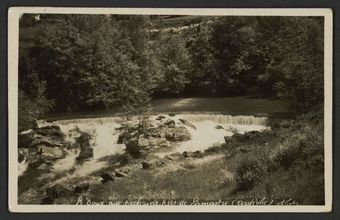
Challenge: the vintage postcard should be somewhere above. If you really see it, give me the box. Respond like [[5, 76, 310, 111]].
[[8, 7, 332, 212]]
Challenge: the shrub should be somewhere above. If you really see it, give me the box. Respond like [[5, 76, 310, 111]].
[[235, 158, 263, 191]]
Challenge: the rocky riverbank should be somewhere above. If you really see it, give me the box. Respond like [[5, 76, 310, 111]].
[[18, 114, 272, 204]]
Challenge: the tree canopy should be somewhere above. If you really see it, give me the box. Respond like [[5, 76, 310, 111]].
[[18, 14, 324, 130]]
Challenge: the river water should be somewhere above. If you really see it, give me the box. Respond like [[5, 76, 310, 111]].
[[18, 114, 268, 178]]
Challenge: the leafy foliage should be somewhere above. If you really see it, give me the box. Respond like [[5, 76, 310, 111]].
[[19, 15, 324, 128]]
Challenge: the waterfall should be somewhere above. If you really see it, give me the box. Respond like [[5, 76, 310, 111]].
[[175, 114, 267, 126]]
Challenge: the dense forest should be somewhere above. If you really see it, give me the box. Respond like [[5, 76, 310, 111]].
[[19, 14, 324, 131]]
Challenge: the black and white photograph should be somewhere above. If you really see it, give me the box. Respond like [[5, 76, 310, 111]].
[[8, 7, 332, 212]]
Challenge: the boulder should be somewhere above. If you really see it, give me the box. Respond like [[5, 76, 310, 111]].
[[179, 119, 196, 129], [18, 148, 29, 162], [125, 138, 146, 158], [164, 127, 191, 142], [117, 130, 135, 144], [117, 167, 132, 174], [215, 125, 224, 129], [243, 131, 262, 139], [46, 183, 73, 200], [76, 147, 93, 163], [182, 151, 194, 158], [141, 159, 161, 169], [18, 133, 34, 148], [35, 125, 65, 139], [192, 150, 203, 158], [156, 115, 166, 121], [114, 170, 128, 177], [232, 133, 248, 142], [164, 119, 176, 128], [19, 125, 65, 149], [100, 173, 115, 183], [74, 182, 90, 194], [36, 145, 66, 160], [125, 137, 170, 157]]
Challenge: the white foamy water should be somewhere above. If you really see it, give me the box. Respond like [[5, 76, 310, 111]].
[[36, 117, 125, 178], [18, 159, 29, 176], [31, 114, 268, 177], [154, 114, 268, 157]]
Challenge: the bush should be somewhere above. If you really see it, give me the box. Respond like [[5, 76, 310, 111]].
[[235, 158, 263, 191], [268, 123, 323, 171]]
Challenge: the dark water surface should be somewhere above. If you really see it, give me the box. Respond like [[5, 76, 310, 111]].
[[42, 97, 292, 121]]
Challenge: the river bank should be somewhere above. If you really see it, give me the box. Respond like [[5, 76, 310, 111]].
[[17, 109, 324, 205]]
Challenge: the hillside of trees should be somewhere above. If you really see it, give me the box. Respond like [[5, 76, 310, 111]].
[[18, 14, 324, 131]]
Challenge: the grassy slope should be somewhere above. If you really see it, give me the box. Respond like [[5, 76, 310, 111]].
[[56, 114, 324, 205]]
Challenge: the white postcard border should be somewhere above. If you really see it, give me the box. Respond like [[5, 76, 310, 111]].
[[8, 7, 333, 213]]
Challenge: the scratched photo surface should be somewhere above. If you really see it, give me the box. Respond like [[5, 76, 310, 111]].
[[14, 11, 329, 209]]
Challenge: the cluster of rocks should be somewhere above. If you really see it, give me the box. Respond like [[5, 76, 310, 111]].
[[18, 126, 68, 170], [118, 116, 192, 158], [18, 125, 94, 174], [100, 167, 132, 183]]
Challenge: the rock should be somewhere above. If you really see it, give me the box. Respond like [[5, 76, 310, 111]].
[[18, 148, 29, 162], [117, 130, 135, 144], [76, 132, 93, 163], [168, 113, 176, 117], [125, 139, 145, 158], [164, 119, 176, 128], [179, 119, 196, 129], [147, 128, 162, 138], [35, 125, 65, 140], [156, 115, 166, 121], [76, 147, 93, 163], [117, 167, 132, 174], [165, 154, 179, 161], [29, 138, 64, 148], [125, 137, 170, 157], [114, 170, 128, 177], [18, 133, 34, 148], [232, 133, 248, 142], [74, 182, 90, 193], [215, 125, 224, 129], [243, 131, 262, 139], [192, 150, 203, 158], [36, 145, 66, 160], [46, 183, 73, 200], [141, 159, 161, 169], [100, 173, 115, 183], [164, 126, 191, 142], [19, 125, 65, 149], [224, 136, 233, 143], [182, 151, 193, 158]]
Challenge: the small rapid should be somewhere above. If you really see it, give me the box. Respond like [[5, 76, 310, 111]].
[[24, 114, 268, 179]]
